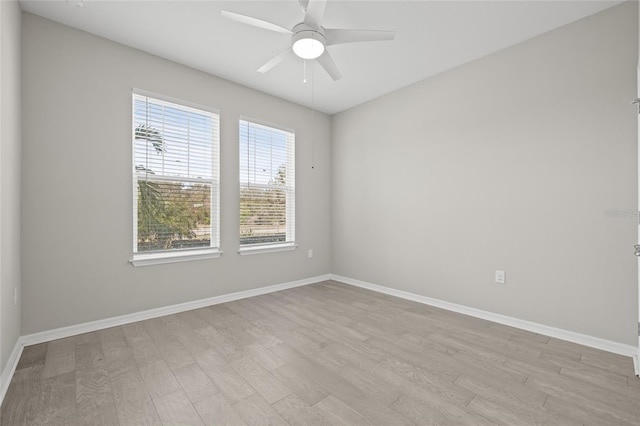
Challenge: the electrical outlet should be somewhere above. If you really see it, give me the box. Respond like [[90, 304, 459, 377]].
[[495, 270, 505, 284], [308, 249, 313, 258], [14, 287, 18, 305]]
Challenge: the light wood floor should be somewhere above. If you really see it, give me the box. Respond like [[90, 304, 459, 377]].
[[1, 280, 639, 425]]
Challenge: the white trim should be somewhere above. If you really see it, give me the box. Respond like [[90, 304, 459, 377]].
[[331, 274, 639, 358], [239, 243, 297, 256], [133, 88, 220, 116], [19, 274, 331, 347], [3, 271, 636, 410], [0, 340, 23, 406], [239, 115, 295, 135], [130, 248, 222, 267], [633, 352, 639, 377], [0, 273, 329, 408]]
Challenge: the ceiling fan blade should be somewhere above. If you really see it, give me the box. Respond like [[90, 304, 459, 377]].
[[299, 0, 309, 12], [258, 49, 294, 74], [221, 10, 292, 34], [316, 50, 342, 81], [303, 0, 327, 29], [325, 29, 395, 46]]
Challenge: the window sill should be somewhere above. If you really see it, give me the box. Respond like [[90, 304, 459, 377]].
[[130, 248, 222, 267], [238, 243, 297, 256]]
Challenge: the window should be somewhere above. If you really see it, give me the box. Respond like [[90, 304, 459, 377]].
[[131, 92, 220, 266], [239, 119, 295, 254]]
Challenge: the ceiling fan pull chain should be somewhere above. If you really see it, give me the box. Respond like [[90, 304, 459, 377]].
[[303, 60, 307, 84], [311, 63, 315, 169]]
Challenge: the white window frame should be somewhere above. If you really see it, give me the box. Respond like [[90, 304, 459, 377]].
[[238, 118, 296, 255], [130, 90, 221, 266]]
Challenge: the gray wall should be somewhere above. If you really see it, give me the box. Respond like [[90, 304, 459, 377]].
[[332, 2, 638, 345], [1, 0, 22, 371], [21, 13, 331, 335]]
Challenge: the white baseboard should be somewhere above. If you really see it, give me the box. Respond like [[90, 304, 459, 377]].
[[633, 353, 639, 377], [0, 340, 23, 406], [0, 274, 330, 408], [3, 271, 637, 408], [331, 274, 639, 359], [20, 274, 332, 347]]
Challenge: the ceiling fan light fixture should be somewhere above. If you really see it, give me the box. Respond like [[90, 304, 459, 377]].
[[292, 30, 325, 59]]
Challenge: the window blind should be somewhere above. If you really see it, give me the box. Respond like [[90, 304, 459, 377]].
[[133, 93, 219, 254], [239, 119, 295, 247]]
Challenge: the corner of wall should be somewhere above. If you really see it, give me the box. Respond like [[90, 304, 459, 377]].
[[0, 0, 22, 381]]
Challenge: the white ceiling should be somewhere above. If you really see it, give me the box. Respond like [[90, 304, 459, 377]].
[[19, 0, 622, 114]]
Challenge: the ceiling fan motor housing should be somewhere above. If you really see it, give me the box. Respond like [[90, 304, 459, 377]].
[[291, 23, 326, 59]]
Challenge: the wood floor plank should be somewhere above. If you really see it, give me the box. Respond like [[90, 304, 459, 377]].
[[138, 359, 181, 400], [32, 371, 78, 426], [390, 393, 488, 426], [173, 362, 219, 404], [226, 350, 291, 404], [272, 393, 333, 426], [1, 365, 44, 426], [452, 349, 529, 385], [503, 353, 561, 377], [166, 316, 213, 356], [314, 395, 371, 426], [526, 369, 640, 425], [400, 332, 458, 356], [270, 363, 329, 406], [353, 322, 424, 354], [559, 358, 630, 394], [508, 330, 550, 345], [337, 363, 402, 407], [543, 394, 637, 426], [176, 309, 211, 331], [628, 375, 640, 391], [194, 393, 247, 425], [427, 332, 509, 365], [122, 322, 163, 367], [153, 389, 204, 426], [196, 326, 243, 358], [539, 348, 583, 367], [445, 326, 542, 362], [208, 323, 256, 351], [98, 326, 128, 351], [368, 336, 461, 383], [270, 342, 414, 425], [123, 320, 183, 400], [16, 343, 47, 371], [228, 297, 293, 331], [41, 337, 76, 379], [274, 291, 370, 342], [233, 393, 289, 426], [322, 342, 405, 390], [454, 372, 547, 411], [143, 317, 195, 370], [508, 333, 582, 367], [275, 327, 345, 371], [194, 349, 255, 403], [325, 334, 475, 408], [197, 304, 255, 331], [546, 336, 626, 362], [468, 395, 581, 426], [100, 329, 161, 426], [75, 333, 119, 425], [243, 342, 286, 371], [580, 351, 636, 377]]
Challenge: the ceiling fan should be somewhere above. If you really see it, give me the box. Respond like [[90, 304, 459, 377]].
[[221, 0, 395, 81]]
